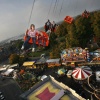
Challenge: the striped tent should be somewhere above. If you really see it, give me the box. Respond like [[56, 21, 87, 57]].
[[72, 66, 92, 80]]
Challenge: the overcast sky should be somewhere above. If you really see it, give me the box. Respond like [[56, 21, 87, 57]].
[[0, 0, 100, 42]]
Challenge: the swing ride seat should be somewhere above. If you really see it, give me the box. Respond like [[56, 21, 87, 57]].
[[64, 16, 73, 24], [23, 31, 49, 47], [82, 11, 90, 18]]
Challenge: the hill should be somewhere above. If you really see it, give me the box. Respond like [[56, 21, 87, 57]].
[[48, 10, 100, 59], [0, 10, 100, 65]]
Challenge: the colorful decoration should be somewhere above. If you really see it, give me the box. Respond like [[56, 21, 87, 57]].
[[57, 68, 66, 76]]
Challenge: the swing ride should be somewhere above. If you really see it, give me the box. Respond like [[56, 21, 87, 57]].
[[22, 0, 91, 52]]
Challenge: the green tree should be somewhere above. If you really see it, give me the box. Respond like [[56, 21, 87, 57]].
[[49, 32, 57, 48], [90, 11, 100, 42], [16, 40, 23, 50], [55, 22, 68, 37], [9, 53, 19, 64], [50, 45, 60, 59], [75, 16, 93, 48], [65, 22, 79, 48], [51, 10, 100, 52]]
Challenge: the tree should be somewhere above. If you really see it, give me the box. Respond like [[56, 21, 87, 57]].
[[16, 40, 23, 50], [90, 11, 100, 43], [49, 32, 57, 48], [49, 10, 100, 59], [75, 15, 93, 48], [55, 22, 68, 37], [9, 53, 19, 64], [50, 45, 60, 59], [65, 22, 79, 48]]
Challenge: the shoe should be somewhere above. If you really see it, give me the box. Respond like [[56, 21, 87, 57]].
[[32, 48, 35, 52], [43, 47, 45, 49], [21, 45, 24, 50]]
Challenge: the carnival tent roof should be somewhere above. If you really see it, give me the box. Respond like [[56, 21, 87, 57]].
[[46, 58, 60, 63], [23, 61, 35, 66], [57, 68, 66, 76], [72, 66, 92, 80], [35, 57, 46, 64], [41, 75, 48, 81], [1, 69, 14, 76]]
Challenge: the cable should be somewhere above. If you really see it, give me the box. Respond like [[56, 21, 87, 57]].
[[58, 0, 64, 21], [54, 0, 59, 15], [28, 0, 36, 27], [87, 74, 100, 99], [47, 0, 53, 19], [87, 75, 95, 90], [94, 91, 100, 100], [74, 0, 78, 16], [53, 0, 58, 14], [82, 85, 94, 94]]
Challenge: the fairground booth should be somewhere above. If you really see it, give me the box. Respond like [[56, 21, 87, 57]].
[[20, 76, 85, 100], [61, 47, 90, 67], [46, 58, 61, 68]]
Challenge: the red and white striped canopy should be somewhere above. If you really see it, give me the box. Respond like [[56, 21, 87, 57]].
[[72, 66, 92, 80]]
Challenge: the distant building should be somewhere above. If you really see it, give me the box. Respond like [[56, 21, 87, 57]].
[[23, 61, 36, 69], [61, 47, 86, 66], [35, 57, 47, 65], [46, 58, 61, 67], [0, 77, 22, 100], [20, 76, 85, 100]]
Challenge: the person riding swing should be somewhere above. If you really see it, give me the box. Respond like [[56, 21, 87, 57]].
[[21, 24, 42, 52]]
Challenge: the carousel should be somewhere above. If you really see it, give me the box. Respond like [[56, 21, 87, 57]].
[[72, 66, 100, 99], [72, 66, 92, 80], [61, 47, 87, 66]]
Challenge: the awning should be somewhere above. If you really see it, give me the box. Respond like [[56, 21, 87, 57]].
[[23, 61, 35, 66], [46, 58, 60, 63], [1, 69, 14, 76], [72, 66, 92, 80]]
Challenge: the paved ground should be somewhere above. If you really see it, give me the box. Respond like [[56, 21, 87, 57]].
[[0, 59, 9, 66]]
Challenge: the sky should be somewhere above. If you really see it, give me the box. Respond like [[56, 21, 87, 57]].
[[0, 0, 100, 42]]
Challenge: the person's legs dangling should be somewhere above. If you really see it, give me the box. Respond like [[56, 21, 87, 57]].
[[21, 36, 31, 50], [32, 37, 36, 52]]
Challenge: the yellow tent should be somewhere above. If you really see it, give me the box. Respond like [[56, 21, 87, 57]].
[[23, 61, 35, 68]]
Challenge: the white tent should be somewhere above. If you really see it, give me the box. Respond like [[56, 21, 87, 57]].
[[1, 69, 14, 76]]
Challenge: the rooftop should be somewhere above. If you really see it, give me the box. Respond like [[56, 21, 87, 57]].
[[20, 76, 85, 100]]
